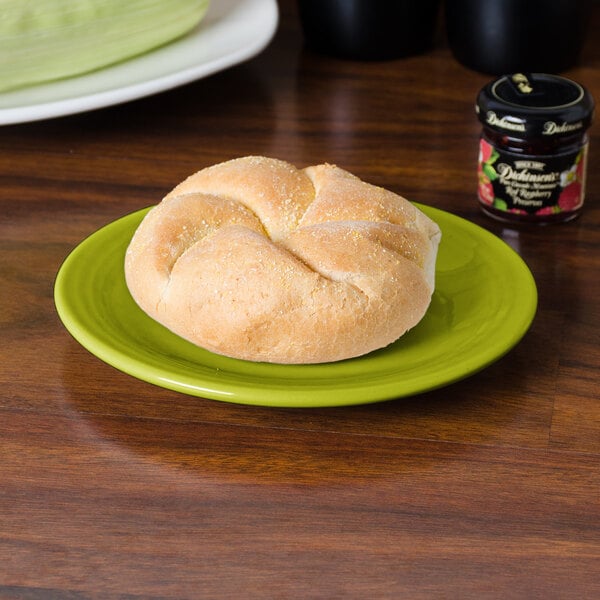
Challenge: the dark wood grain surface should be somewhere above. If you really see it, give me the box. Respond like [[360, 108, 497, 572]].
[[1, 1, 599, 597]]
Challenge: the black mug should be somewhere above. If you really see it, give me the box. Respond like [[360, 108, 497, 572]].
[[297, 0, 441, 61], [446, 0, 592, 74]]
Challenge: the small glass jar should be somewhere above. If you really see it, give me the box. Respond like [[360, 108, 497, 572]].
[[476, 73, 594, 224]]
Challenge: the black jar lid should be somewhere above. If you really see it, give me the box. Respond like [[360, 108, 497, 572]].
[[476, 73, 594, 138]]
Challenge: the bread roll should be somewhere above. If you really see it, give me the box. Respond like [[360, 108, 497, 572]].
[[125, 156, 441, 364]]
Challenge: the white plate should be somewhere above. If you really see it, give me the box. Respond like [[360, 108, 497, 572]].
[[0, 0, 278, 125]]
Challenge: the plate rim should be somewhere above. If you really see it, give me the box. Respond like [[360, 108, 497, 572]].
[[54, 204, 538, 408]]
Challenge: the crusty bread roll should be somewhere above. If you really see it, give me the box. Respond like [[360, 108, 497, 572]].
[[125, 156, 441, 364]]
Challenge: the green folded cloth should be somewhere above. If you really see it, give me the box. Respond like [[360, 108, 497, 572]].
[[0, 0, 210, 91]]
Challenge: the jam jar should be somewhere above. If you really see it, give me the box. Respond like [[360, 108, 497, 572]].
[[476, 73, 594, 224]]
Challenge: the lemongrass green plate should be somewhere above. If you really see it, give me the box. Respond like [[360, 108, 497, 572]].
[[54, 205, 537, 407]]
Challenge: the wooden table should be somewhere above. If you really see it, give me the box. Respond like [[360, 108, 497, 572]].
[[2, 1, 599, 597]]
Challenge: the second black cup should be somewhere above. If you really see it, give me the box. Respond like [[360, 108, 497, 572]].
[[446, 0, 592, 74]]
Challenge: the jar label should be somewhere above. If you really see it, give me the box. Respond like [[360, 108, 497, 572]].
[[477, 137, 587, 216]]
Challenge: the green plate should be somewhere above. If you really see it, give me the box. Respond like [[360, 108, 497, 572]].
[[54, 205, 537, 408]]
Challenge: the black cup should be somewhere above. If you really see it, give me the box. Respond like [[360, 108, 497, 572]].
[[297, 0, 441, 61], [446, 0, 592, 74]]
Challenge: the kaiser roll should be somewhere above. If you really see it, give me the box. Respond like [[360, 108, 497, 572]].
[[125, 156, 441, 364]]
